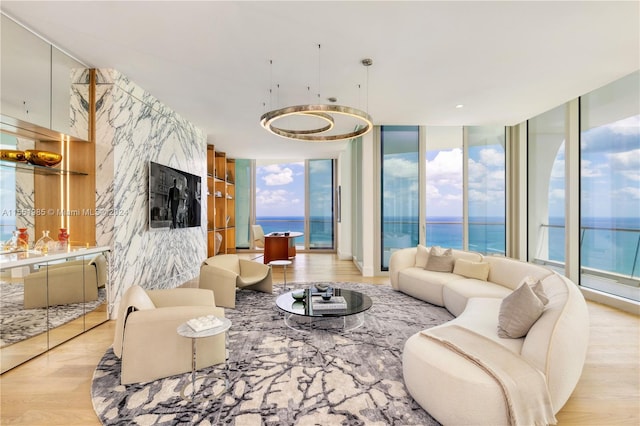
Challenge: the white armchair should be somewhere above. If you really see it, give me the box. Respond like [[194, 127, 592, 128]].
[[251, 224, 265, 249], [199, 254, 272, 308], [113, 285, 226, 385]]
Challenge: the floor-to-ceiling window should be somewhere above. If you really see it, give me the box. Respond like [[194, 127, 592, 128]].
[[255, 160, 305, 247], [381, 126, 419, 270], [527, 105, 566, 273], [425, 127, 463, 249], [308, 159, 334, 249], [466, 126, 506, 255], [580, 71, 640, 301], [243, 159, 336, 251]]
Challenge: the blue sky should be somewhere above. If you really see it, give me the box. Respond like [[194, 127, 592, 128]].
[[255, 160, 334, 218], [548, 115, 640, 219], [255, 161, 305, 217]]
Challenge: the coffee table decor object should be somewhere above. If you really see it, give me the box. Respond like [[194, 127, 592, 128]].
[[291, 290, 305, 301]]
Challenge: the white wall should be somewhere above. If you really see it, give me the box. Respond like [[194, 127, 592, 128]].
[[95, 69, 207, 318]]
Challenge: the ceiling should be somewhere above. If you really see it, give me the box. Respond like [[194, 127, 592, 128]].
[[1, 1, 638, 159]]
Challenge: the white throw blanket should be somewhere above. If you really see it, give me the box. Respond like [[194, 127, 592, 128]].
[[421, 325, 557, 426]]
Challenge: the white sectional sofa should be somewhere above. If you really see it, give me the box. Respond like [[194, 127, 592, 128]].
[[390, 245, 589, 425]]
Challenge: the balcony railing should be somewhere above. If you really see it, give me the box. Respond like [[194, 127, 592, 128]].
[[537, 223, 640, 282]]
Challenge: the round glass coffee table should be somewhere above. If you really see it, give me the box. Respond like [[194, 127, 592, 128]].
[[275, 286, 373, 331]]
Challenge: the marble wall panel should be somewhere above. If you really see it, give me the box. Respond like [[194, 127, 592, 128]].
[[95, 69, 207, 318]]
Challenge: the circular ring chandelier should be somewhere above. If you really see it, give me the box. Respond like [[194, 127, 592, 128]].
[[260, 104, 373, 142]]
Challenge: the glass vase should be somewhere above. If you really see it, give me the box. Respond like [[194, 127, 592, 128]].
[[34, 230, 54, 254], [3, 231, 19, 252], [58, 228, 69, 250], [17, 228, 29, 247]]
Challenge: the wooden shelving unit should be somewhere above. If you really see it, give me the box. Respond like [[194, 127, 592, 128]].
[[206, 145, 235, 257]]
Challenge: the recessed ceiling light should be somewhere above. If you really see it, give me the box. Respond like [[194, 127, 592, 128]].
[[455, 104, 464, 109]]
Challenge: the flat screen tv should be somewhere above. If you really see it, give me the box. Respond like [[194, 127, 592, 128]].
[[149, 161, 201, 229]]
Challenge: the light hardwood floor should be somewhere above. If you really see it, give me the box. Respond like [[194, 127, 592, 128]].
[[1, 253, 638, 425]]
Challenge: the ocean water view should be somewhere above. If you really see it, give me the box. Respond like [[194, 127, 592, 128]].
[[385, 216, 640, 279], [256, 216, 333, 248], [258, 214, 640, 278]]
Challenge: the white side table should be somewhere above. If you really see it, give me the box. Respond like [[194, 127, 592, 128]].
[[176, 317, 232, 401], [269, 259, 293, 290]]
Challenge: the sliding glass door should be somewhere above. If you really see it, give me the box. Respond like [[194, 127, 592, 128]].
[[238, 159, 336, 251], [308, 159, 334, 249], [381, 126, 420, 269], [425, 127, 463, 249], [579, 72, 640, 301], [527, 105, 566, 273], [466, 126, 506, 255]]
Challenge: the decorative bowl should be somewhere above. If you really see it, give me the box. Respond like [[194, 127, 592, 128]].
[[321, 293, 332, 301], [291, 290, 305, 301], [315, 283, 330, 291], [0, 149, 27, 162], [24, 150, 63, 167], [292, 301, 305, 310]]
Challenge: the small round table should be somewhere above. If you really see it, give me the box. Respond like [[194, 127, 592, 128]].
[[269, 259, 292, 290], [176, 317, 232, 401]]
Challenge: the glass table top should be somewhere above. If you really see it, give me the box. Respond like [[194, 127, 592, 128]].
[[275, 286, 373, 318]]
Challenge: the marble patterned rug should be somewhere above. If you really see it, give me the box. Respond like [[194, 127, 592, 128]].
[[91, 282, 453, 425], [0, 282, 106, 347]]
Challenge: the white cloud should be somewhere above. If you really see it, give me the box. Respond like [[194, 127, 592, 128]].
[[605, 115, 640, 136], [468, 189, 489, 202], [384, 157, 418, 179], [427, 149, 462, 177], [551, 158, 565, 180], [479, 148, 505, 167], [581, 159, 604, 178], [262, 167, 294, 186], [607, 148, 640, 169], [621, 170, 640, 181], [256, 189, 290, 205], [614, 186, 640, 199], [549, 188, 565, 200]]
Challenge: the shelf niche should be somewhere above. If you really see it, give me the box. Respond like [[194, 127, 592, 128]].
[[206, 145, 235, 257]]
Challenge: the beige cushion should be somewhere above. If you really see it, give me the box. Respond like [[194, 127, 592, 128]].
[[498, 282, 545, 338], [425, 247, 454, 272], [415, 244, 429, 268], [453, 258, 490, 281], [519, 276, 549, 305]]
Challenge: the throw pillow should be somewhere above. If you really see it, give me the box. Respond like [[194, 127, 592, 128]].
[[453, 258, 490, 281], [519, 276, 549, 305], [497, 282, 545, 338], [415, 244, 429, 268], [425, 247, 454, 272]]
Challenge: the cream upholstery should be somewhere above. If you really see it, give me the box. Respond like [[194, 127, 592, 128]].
[[390, 247, 589, 425], [113, 285, 226, 385], [199, 254, 272, 308], [23, 253, 107, 308], [251, 225, 265, 249]]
